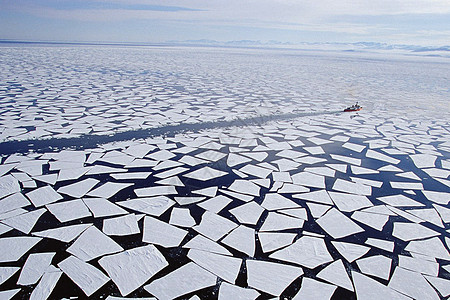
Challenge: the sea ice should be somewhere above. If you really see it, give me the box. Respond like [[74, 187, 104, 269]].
[[87, 182, 132, 199], [134, 185, 177, 197], [143, 216, 187, 247], [103, 214, 140, 236], [25, 185, 62, 207], [197, 195, 232, 213], [17, 252, 55, 285], [229, 201, 264, 225], [183, 234, 231, 256], [188, 249, 242, 283], [391, 222, 439, 241], [388, 267, 439, 300], [2, 208, 46, 234], [193, 211, 237, 241], [218, 282, 259, 300], [377, 194, 424, 207], [260, 212, 304, 231], [292, 277, 336, 300], [29, 270, 62, 300], [365, 238, 394, 252], [57, 178, 99, 198], [0, 175, 21, 199], [398, 255, 438, 276], [117, 196, 175, 216], [352, 271, 410, 300], [258, 232, 296, 253], [261, 193, 300, 210], [169, 207, 196, 227], [405, 237, 450, 260], [356, 255, 392, 280], [331, 241, 370, 263], [183, 166, 228, 181], [83, 197, 128, 217], [332, 179, 372, 196], [351, 210, 389, 231], [316, 208, 364, 239], [291, 172, 325, 188], [328, 191, 373, 212], [32, 223, 91, 243], [46, 199, 91, 223], [222, 225, 255, 256], [317, 259, 353, 291]]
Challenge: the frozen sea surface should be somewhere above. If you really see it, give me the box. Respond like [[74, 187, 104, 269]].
[[0, 44, 449, 299]]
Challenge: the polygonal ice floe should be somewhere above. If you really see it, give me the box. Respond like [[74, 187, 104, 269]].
[[279, 208, 307, 220], [316, 208, 364, 239], [25, 185, 62, 207], [183, 166, 228, 181], [246, 259, 303, 296], [330, 154, 361, 166], [83, 198, 128, 218], [0, 175, 21, 199], [227, 153, 251, 167], [87, 182, 133, 199], [261, 193, 300, 211], [29, 270, 62, 300], [317, 259, 353, 291], [228, 179, 261, 196], [328, 191, 373, 212], [291, 172, 325, 188], [392, 222, 439, 241], [144, 262, 216, 300], [0, 193, 30, 214], [377, 194, 424, 207], [2, 208, 46, 234], [134, 185, 177, 197], [193, 211, 237, 241], [98, 245, 168, 296], [422, 190, 450, 205], [102, 214, 140, 236], [218, 281, 259, 300], [183, 234, 231, 256], [169, 207, 196, 227], [0, 267, 20, 285], [229, 201, 264, 225], [67, 226, 123, 261], [292, 277, 336, 300], [188, 249, 242, 284], [406, 208, 444, 228], [175, 196, 206, 205], [405, 237, 450, 260], [352, 271, 410, 300], [332, 179, 372, 196], [46, 199, 91, 223], [423, 275, 450, 297], [351, 210, 389, 231], [331, 241, 370, 263], [197, 195, 232, 214], [221, 225, 255, 257], [258, 232, 296, 253], [17, 252, 55, 285], [192, 186, 217, 197], [409, 153, 436, 169], [356, 255, 392, 280], [32, 224, 91, 243], [433, 204, 450, 223], [0, 288, 20, 299], [154, 167, 189, 179], [390, 181, 424, 190], [57, 178, 99, 198], [116, 196, 175, 216], [270, 235, 333, 269], [0, 236, 41, 263], [110, 172, 152, 180], [58, 255, 110, 297], [260, 212, 304, 231], [365, 238, 394, 252], [293, 189, 333, 205], [398, 255, 438, 276], [143, 216, 187, 247], [388, 267, 439, 300]]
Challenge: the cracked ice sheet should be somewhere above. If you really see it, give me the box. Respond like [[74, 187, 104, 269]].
[[328, 191, 373, 212], [377, 194, 424, 207], [317, 208, 364, 239], [0, 193, 30, 214], [32, 223, 91, 243], [46, 199, 91, 223], [0, 175, 20, 199], [25, 185, 62, 207], [193, 211, 237, 241], [58, 255, 110, 297], [183, 166, 228, 181], [260, 211, 304, 231], [87, 182, 133, 199], [134, 185, 177, 197], [29, 270, 62, 300], [292, 278, 336, 300], [57, 178, 99, 198], [405, 237, 450, 260], [317, 259, 353, 291], [246, 259, 303, 296], [388, 267, 439, 300], [331, 241, 370, 263], [229, 201, 264, 225], [98, 245, 168, 296], [218, 282, 259, 300], [332, 179, 372, 196], [261, 193, 300, 210], [270, 235, 333, 268], [356, 255, 392, 280], [183, 235, 231, 256], [2, 208, 46, 234], [258, 232, 296, 253], [83, 198, 128, 218], [392, 222, 439, 241], [67, 226, 123, 261], [398, 255, 438, 276], [17, 252, 55, 285], [0, 236, 41, 263], [169, 207, 196, 227], [143, 216, 187, 247], [352, 271, 410, 300], [116, 196, 175, 216], [197, 195, 232, 214], [144, 262, 216, 300], [222, 225, 255, 257], [188, 249, 242, 284], [0, 267, 20, 285], [103, 214, 140, 236]]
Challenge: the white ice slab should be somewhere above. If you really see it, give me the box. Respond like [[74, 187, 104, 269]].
[[188, 249, 242, 283], [222, 225, 255, 257], [260, 212, 304, 231], [57, 178, 99, 198], [390, 181, 424, 190], [317, 208, 364, 239], [229, 201, 264, 225], [183, 234, 231, 256], [117, 196, 175, 216], [258, 232, 296, 253], [99, 245, 168, 296], [331, 241, 370, 263], [279, 208, 307, 220], [410, 154, 436, 168], [0, 267, 20, 285], [0, 237, 41, 263], [218, 282, 259, 300], [332, 179, 372, 196], [293, 189, 333, 205], [405, 237, 450, 260], [365, 238, 394, 252], [2, 208, 46, 234], [134, 185, 177, 197], [398, 255, 438, 276], [291, 172, 325, 188], [183, 166, 228, 181], [406, 208, 444, 228], [246, 259, 303, 296], [292, 277, 336, 300], [392, 222, 440, 241], [278, 183, 309, 194], [192, 186, 217, 197], [83, 197, 127, 218], [0, 193, 30, 214], [228, 179, 260, 196], [351, 210, 389, 231], [328, 191, 373, 212], [197, 195, 232, 213], [356, 255, 391, 280], [388, 267, 439, 300], [270, 235, 333, 268], [143, 216, 187, 247], [169, 208, 196, 228], [0, 175, 20, 199], [29, 270, 62, 300], [366, 149, 400, 164], [352, 271, 410, 300], [423, 275, 450, 297], [110, 172, 151, 180], [193, 211, 237, 241], [144, 262, 216, 299], [433, 204, 450, 223], [343, 142, 366, 153], [58, 255, 110, 297], [26, 185, 62, 207], [377, 194, 424, 207], [46, 199, 91, 223], [17, 252, 55, 285], [330, 154, 361, 166], [227, 153, 251, 167], [175, 196, 206, 205], [67, 226, 123, 261], [326, 163, 348, 173], [87, 182, 132, 199], [317, 259, 353, 291], [261, 193, 300, 211], [422, 190, 450, 205], [103, 214, 140, 236], [32, 224, 91, 242]]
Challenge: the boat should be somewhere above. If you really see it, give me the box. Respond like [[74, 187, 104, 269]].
[[344, 102, 362, 112]]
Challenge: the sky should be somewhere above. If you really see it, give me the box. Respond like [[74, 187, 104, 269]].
[[1, 0, 449, 46]]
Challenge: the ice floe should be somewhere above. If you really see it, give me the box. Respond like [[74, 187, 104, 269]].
[[143, 216, 187, 247]]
